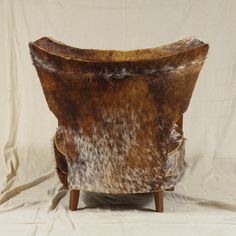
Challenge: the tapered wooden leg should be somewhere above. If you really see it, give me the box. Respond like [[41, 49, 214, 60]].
[[165, 186, 175, 191], [154, 190, 164, 212], [69, 190, 80, 211]]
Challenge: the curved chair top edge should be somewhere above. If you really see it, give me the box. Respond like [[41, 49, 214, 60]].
[[28, 36, 209, 64]]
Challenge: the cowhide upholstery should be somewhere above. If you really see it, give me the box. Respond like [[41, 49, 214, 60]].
[[29, 37, 209, 194]]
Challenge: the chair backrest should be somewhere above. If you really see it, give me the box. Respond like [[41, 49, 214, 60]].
[[29, 37, 209, 194]]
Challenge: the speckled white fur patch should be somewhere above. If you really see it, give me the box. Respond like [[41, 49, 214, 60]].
[[58, 119, 185, 194]]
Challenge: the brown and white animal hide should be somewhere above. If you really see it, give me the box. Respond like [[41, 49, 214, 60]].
[[29, 37, 209, 194]]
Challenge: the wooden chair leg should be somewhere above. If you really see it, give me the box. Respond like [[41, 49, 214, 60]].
[[69, 190, 80, 211], [154, 190, 164, 212]]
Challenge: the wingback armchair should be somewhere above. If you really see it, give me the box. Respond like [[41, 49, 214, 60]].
[[29, 37, 208, 212]]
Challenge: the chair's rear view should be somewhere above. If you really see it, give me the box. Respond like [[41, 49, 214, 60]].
[[29, 37, 209, 211]]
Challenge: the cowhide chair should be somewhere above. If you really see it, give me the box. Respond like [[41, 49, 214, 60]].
[[29, 37, 208, 212]]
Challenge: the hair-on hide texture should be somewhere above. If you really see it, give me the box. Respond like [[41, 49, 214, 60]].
[[29, 36, 209, 194], [54, 123, 186, 192]]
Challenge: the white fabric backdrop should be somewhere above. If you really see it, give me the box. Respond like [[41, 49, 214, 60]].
[[1, 0, 236, 235]]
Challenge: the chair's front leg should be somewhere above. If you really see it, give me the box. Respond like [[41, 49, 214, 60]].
[[154, 190, 164, 212], [69, 190, 80, 211]]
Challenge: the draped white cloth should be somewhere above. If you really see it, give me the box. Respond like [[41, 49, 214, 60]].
[[1, 0, 236, 235]]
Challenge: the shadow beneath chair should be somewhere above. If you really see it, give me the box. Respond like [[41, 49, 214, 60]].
[[79, 191, 155, 212], [77, 205, 155, 212]]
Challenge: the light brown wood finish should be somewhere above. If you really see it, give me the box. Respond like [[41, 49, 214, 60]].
[[69, 190, 80, 211], [154, 191, 164, 212]]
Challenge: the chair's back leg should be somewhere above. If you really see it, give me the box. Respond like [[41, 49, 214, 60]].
[[154, 190, 164, 212], [69, 190, 80, 211]]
